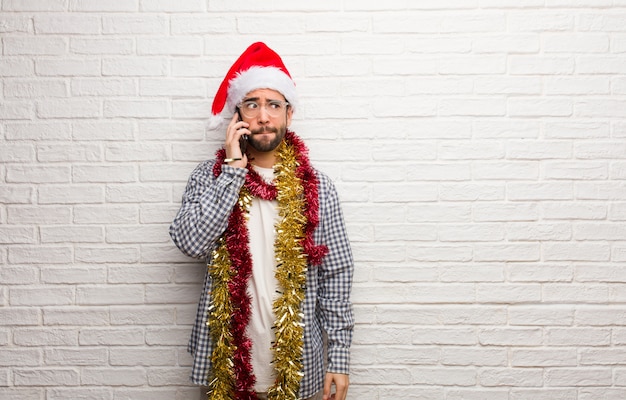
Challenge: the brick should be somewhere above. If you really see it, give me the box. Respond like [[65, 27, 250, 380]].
[[139, 121, 205, 141], [37, 99, 100, 118], [474, 77, 542, 95], [14, 368, 80, 386], [72, 165, 136, 183], [3, 0, 67, 11], [5, 121, 71, 140], [579, 389, 626, 400], [0, 101, 34, 120], [76, 285, 144, 305], [137, 37, 204, 56], [577, 306, 626, 326], [372, 265, 439, 283], [43, 307, 109, 326], [144, 284, 200, 304], [508, 98, 572, 117], [8, 246, 73, 265], [72, 121, 134, 141], [578, 57, 626, 74], [46, 388, 113, 400], [106, 225, 170, 244], [0, 59, 34, 77], [140, 163, 198, 182], [509, 306, 575, 326], [102, 15, 168, 34], [479, 368, 543, 387], [106, 184, 170, 203], [44, 347, 108, 366], [170, 15, 234, 34], [14, 328, 79, 347], [372, 183, 437, 202], [442, 347, 507, 366], [75, 246, 139, 264], [109, 348, 177, 366], [104, 100, 169, 118], [41, 266, 106, 284], [4, 79, 68, 98], [508, 263, 574, 282], [473, 34, 539, 53], [82, 367, 146, 386], [102, 58, 168, 77], [509, 13, 574, 32], [105, 143, 169, 162], [34, 15, 100, 34], [545, 368, 612, 386], [171, 58, 230, 78], [70, 38, 134, 55], [0, 265, 38, 284], [546, 328, 610, 346], [73, 205, 138, 224], [139, 0, 205, 12], [511, 349, 578, 367], [0, 348, 41, 366], [79, 328, 144, 346], [0, 15, 31, 33], [438, 224, 504, 242], [145, 327, 188, 345], [412, 367, 476, 386], [71, 78, 136, 96], [3, 37, 67, 55], [109, 306, 176, 325], [10, 286, 74, 306], [510, 389, 577, 400], [509, 55, 575, 75], [0, 143, 35, 163], [448, 389, 509, 400], [544, 243, 611, 262], [0, 389, 45, 399], [440, 55, 507, 74], [69, 0, 139, 12]]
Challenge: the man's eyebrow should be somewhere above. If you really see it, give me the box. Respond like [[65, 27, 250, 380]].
[[241, 97, 283, 103]]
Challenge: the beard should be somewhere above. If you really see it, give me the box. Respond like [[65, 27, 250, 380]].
[[248, 124, 287, 153]]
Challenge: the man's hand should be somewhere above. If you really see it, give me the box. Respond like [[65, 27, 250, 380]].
[[323, 372, 349, 400], [224, 112, 249, 168]]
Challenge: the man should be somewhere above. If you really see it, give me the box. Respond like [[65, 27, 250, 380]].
[[169, 42, 354, 400]]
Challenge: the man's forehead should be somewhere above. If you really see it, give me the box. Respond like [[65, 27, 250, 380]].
[[243, 88, 286, 101]]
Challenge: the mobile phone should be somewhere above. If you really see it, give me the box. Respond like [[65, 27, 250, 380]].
[[236, 109, 248, 155]]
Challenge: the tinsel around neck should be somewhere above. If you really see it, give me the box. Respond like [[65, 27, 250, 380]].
[[208, 130, 328, 399]]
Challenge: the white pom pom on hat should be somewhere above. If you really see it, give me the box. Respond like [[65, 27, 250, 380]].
[[208, 42, 298, 130]]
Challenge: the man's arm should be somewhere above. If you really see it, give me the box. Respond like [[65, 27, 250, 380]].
[[169, 162, 247, 259], [317, 176, 354, 396]]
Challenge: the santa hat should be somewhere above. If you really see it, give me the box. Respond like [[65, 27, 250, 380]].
[[209, 42, 298, 130]]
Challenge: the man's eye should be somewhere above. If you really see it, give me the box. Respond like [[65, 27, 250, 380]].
[[268, 102, 281, 109], [244, 102, 258, 109]]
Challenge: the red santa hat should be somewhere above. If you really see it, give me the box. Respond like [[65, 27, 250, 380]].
[[209, 42, 298, 130]]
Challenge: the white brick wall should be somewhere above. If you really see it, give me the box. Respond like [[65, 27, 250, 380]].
[[2, 1, 626, 399]]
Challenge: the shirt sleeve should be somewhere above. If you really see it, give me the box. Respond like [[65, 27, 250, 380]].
[[169, 161, 248, 259], [316, 174, 355, 375]]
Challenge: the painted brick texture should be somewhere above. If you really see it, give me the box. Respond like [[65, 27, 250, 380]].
[[2, 1, 626, 399]]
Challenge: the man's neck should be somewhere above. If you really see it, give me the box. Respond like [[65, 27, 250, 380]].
[[249, 150, 276, 169]]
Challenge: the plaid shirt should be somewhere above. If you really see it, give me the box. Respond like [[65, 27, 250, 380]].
[[169, 160, 354, 398]]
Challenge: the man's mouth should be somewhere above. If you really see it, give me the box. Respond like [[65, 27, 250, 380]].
[[251, 127, 278, 135]]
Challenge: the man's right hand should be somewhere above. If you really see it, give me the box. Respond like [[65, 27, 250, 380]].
[[224, 112, 249, 168]]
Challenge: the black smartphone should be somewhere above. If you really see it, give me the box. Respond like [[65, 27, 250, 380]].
[[236, 109, 248, 155]]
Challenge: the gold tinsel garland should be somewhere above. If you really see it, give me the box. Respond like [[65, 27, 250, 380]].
[[208, 140, 308, 400], [267, 141, 307, 400]]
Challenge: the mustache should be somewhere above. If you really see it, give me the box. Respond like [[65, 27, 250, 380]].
[[250, 126, 278, 135]]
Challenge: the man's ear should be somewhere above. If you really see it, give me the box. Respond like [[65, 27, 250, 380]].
[[286, 105, 294, 127]]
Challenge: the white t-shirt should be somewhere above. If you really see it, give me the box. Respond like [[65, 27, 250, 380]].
[[247, 165, 280, 392]]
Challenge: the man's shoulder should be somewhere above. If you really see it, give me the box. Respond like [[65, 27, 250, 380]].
[[191, 159, 217, 174]]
